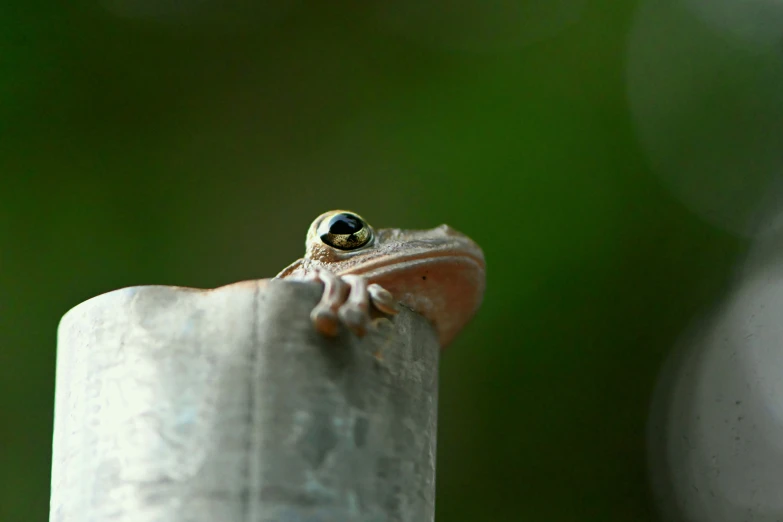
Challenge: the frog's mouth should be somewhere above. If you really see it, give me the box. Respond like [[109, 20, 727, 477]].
[[331, 223, 485, 279], [339, 246, 485, 279]]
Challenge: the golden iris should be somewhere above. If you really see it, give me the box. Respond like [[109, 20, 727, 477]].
[[319, 212, 372, 250]]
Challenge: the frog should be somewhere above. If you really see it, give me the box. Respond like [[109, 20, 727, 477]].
[[276, 210, 486, 347]]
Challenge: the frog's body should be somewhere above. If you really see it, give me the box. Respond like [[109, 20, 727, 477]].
[[277, 210, 485, 348]]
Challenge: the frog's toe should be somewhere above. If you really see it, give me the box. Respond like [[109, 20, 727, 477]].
[[311, 306, 340, 337], [339, 277, 398, 337], [309, 268, 348, 337], [338, 305, 370, 337], [338, 274, 371, 337], [368, 284, 399, 315]]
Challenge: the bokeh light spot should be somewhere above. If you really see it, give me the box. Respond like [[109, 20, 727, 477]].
[[626, 0, 783, 237]]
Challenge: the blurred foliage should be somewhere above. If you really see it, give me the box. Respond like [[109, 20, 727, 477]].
[[5, 0, 778, 519]]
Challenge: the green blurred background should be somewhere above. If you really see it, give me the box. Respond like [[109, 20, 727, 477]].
[[3, 0, 782, 520]]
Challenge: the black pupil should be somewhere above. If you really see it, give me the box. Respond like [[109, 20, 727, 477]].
[[328, 214, 363, 235]]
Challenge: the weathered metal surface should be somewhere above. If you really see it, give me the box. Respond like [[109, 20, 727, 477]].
[[51, 279, 439, 522]]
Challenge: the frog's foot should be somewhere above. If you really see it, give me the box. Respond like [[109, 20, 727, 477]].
[[308, 269, 398, 338]]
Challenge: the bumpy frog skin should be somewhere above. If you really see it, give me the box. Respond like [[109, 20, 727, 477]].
[[276, 210, 486, 347]]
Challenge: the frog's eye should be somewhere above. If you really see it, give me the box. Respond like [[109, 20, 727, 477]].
[[318, 211, 373, 251]]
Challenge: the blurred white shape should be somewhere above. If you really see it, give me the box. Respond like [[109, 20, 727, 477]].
[[374, 0, 586, 52], [626, 0, 783, 237], [684, 0, 783, 48], [102, 0, 298, 25], [648, 231, 783, 521]]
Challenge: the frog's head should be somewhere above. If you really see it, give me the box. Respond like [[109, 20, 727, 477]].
[[304, 210, 486, 346]]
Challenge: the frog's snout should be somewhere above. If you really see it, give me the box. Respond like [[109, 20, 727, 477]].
[[434, 224, 476, 244], [433, 224, 484, 263], [435, 224, 462, 236]]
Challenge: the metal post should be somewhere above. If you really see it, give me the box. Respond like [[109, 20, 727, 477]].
[[50, 279, 440, 522]]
